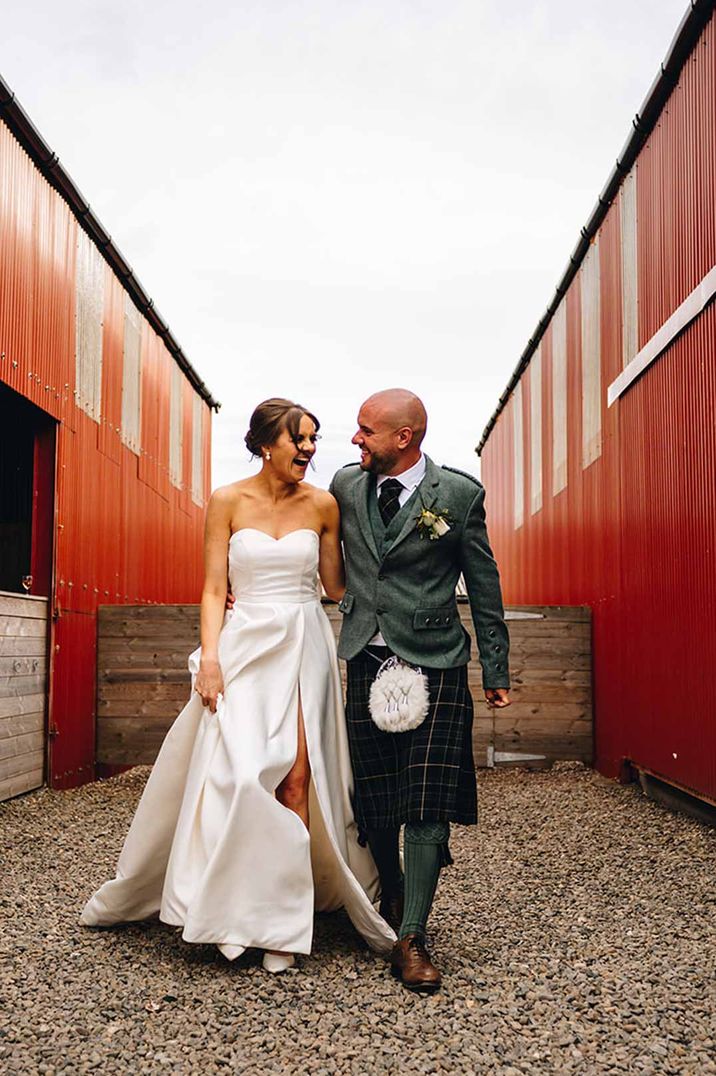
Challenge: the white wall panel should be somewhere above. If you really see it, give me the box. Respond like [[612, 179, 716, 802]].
[[75, 231, 104, 423], [620, 166, 639, 368], [581, 240, 602, 469], [169, 365, 183, 489], [192, 395, 204, 507], [530, 346, 543, 515], [552, 300, 568, 496], [121, 295, 142, 454], [513, 382, 524, 530]]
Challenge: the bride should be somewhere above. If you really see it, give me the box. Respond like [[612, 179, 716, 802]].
[[80, 397, 395, 972]]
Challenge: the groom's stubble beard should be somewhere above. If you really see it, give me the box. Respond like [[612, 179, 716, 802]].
[[360, 446, 400, 475]]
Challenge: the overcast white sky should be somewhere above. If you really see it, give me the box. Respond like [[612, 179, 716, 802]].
[[4, 0, 687, 489]]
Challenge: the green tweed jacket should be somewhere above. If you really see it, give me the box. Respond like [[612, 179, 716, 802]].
[[329, 455, 509, 688]]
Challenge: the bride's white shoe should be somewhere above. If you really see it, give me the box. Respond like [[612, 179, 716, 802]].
[[262, 951, 296, 974], [218, 943, 245, 961]]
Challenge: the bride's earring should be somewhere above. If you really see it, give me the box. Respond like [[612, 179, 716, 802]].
[[265, 451, 271, 461]]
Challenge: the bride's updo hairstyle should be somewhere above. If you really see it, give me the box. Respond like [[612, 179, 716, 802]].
[[244, 398, 321, 458]]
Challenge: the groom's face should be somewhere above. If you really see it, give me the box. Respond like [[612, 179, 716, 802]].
[[352, 402, 402, 474]]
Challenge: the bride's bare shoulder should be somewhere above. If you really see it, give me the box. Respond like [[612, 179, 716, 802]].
[[207, 479, 259, 524], [301, 482, 337, 505], [210, 477, 257, 503], [303, 484, 339, 523]]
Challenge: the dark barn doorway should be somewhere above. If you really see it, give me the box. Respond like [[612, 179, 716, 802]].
[[0, 381, 55, 801], [0, 382, 55, 597]]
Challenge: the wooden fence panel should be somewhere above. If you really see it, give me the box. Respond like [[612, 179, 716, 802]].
[[97, 602, 592, 769], [0, 592, 48, 801]]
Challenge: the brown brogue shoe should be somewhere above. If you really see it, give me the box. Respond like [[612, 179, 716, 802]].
[[379, 890, 404, 934], [390, 934, 441, 992]]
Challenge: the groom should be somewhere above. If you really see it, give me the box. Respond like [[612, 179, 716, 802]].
[[330, 388, 510, 993]]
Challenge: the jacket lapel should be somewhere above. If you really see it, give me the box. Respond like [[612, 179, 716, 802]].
[[353, 470, 380, 561], [384, 455, 441, 557]]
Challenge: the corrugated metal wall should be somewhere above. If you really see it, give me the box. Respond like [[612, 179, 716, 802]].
[[480, 12, 716, 802], [0, 118, 213, 789]]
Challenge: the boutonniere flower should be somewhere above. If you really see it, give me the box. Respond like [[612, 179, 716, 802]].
[[416, 508, 452, 541]]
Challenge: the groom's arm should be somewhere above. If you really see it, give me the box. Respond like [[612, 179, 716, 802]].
[[328, 470, 345, 534], [327, 468, 342, 500], [459, 484, 510, 693]]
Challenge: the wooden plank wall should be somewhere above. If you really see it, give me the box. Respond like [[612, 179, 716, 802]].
[[476, 606, 592, 767], [0, 592, 48, 801], [97, 602, 592, 769]]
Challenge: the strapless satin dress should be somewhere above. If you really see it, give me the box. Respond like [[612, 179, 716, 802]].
[[80, 528, 395, 957]]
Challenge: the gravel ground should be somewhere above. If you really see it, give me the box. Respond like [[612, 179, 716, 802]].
[[1, 763, 715, 1075]]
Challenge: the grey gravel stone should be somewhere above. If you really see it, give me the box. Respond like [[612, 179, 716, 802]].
[[1, 764, 715, 1074]]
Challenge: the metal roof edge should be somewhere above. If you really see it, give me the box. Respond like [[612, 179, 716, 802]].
[[476, 0, 714, 456], [0, 73, 221, 412]]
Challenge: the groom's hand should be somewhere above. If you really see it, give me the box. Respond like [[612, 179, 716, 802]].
[[225, 589, 236, 611], [485, 688, 510, 708]]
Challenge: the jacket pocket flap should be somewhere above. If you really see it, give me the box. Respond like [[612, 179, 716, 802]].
[[413, 607, 456, 630], [338, 592, 355, 614]]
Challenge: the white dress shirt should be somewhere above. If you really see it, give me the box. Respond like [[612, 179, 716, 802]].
[[370, 454, 427, 645], [375, 454, 427, 510]]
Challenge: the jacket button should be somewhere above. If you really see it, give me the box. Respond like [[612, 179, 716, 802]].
[[378, 573, 385, 581], [494, 645, 501, 653], [425, 617, 431, 625], [489, 629, 496, 638], [445, 615, 451, 623]]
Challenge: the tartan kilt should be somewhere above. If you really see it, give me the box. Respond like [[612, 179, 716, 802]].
[[345, 649, 478, 831]]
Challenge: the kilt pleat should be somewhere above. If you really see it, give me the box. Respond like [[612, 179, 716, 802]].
[[345, 650, 478, 831]]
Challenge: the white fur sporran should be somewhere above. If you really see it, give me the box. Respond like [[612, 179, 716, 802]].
[[368, 656, 430, 733]]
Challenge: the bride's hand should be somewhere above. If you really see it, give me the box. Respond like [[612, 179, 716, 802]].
[[195, 659, 224, 713]]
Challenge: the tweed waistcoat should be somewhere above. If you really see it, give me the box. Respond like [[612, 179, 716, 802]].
[[368, 478, 422, 557]]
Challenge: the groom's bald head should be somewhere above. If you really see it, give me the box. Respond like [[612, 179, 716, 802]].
[[352, 388, 428, 474], [363, 389, 427, 445]]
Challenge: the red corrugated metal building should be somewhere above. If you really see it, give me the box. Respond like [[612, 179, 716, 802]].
[[0, 78, 218, 793], [478, 0, 716, 805]]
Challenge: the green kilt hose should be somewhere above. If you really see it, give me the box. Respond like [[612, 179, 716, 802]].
[[346, 646, 477, 835]]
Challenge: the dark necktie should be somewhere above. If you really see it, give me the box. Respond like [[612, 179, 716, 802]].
[[378, 478, 404, 526]]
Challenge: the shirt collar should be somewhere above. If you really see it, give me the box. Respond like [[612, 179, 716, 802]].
[[376, 453, 426, 493]]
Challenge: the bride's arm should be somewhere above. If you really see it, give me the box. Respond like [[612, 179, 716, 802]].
[[317, 491, 346, 603], [195, 489, 232, 712]]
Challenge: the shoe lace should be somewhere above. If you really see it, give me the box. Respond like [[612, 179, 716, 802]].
[[407, 935, 429, 958]]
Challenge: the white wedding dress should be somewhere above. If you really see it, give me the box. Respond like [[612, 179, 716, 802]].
[[80, 528, 395, 958]]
